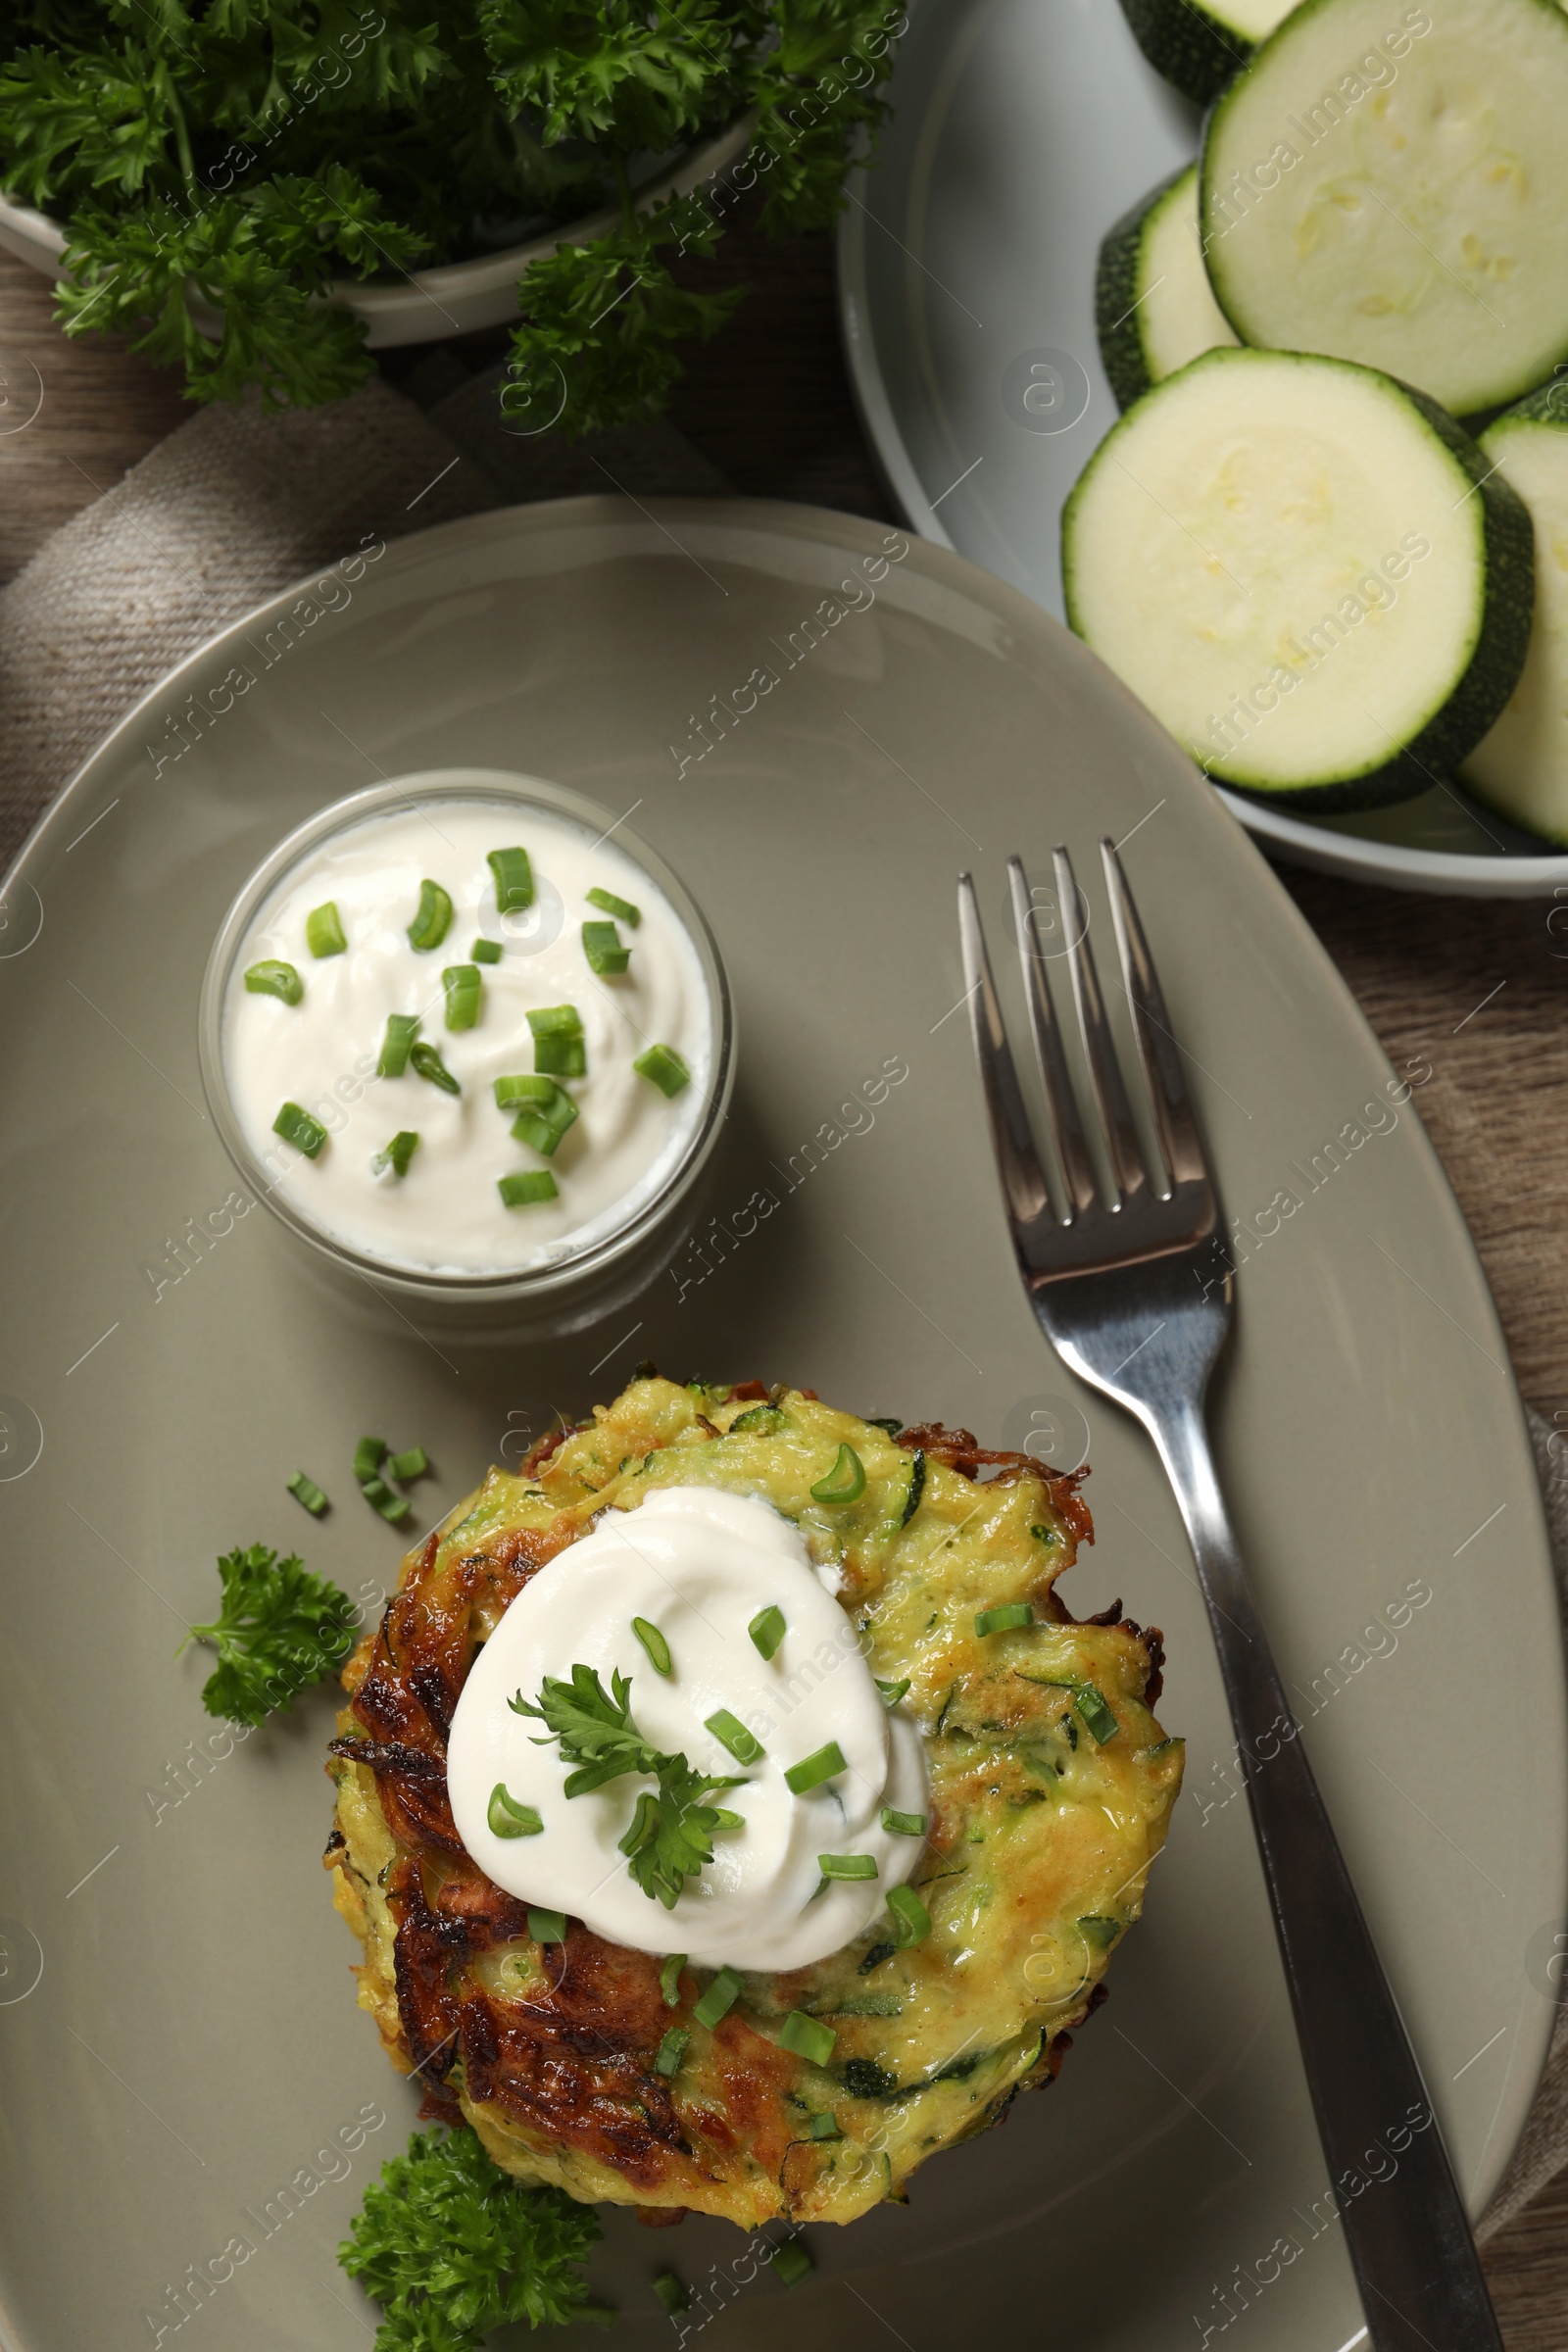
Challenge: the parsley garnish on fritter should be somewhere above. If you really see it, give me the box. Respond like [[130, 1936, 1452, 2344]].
[[184, 1543, 356, 1727], [512, 1665, 746, 1909], [339, 2127, 608, 2348]]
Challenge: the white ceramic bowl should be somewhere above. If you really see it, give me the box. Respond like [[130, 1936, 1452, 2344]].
[[0, 116, 753, 349]]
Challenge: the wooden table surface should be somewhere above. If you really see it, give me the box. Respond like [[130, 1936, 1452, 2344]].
[[2, 223, 1564, 2340]]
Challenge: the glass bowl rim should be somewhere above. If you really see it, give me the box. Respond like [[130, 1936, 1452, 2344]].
[[196, 766, 736, 1305]]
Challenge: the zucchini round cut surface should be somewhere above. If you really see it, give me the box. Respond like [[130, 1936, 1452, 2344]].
[[1061, 347, 1534, 808], [1097, 165, 1240, 413], [1460, 387, 1568, 843], [1116, 0, 1297, 104], [1200, 0, 1568, 419]]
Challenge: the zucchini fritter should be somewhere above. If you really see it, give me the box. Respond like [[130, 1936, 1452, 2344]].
[[325, 1377, 1182, 2228]]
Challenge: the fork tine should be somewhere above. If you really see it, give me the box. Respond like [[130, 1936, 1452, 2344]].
[[1052, 845, 1148, 1208], [1006, 858, 1096, 1219], [1100, 837, 1210, 1194], [957, 874, 1063, 1232]]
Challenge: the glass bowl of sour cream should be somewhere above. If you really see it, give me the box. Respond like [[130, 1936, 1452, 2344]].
[[198, 769, 734, 1327]]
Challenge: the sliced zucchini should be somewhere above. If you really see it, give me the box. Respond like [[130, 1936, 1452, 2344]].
[[1200, 0, 1568, 418], [1116, 0, 1297, 104], [1097, 165, 1240, 413], [1061, 347, 1534, 808], [1459, 387, 1568, 842]]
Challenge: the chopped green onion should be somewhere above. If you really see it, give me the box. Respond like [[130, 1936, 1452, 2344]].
[[272, 1102, 327, 1158], [528, 1004, 586, 1080], [1077, 1915, 1121, 1950], [533, 1031, 586, 1079], [633, 1618, 672, 1677], [488, 846, 534, 913], [1073, 1683, 1120, 1743], [771, 2241, 813, 2288], [410, 1041, 460, 1094], [488, 1784, 543, 1838], [582, 919, 630, 975], [805, 2112, 841, 2141], [881, 1809, 927, 1838], [1028, 1675, 1120, 1743], [526, 1003, 582, 1035], [511, 1083, 578, 1158], [244, 958, 302, 1004], [633, 1043, 690, 1098], [710, 1807, 745, 1831], [372, 1130, 419, 1179], [354, 1436, 388, 1480], [749, 1604, 786, 1661], [529, 1907, 566, 1946], [387, 1446, 427, 1481], [867, 1417, 904, 1439], [619, 1789, 662, 1859], [655, 2027, 688, 2080], [360, 1476, 411, 1523], [875, 1677, 911, 1709], [975, 1602, 1034, 1639], [306, 901, 346, 957], [778, 2011, 837, 2064], [810, 1444, 865, 1506], [377, 1012, 420, 1077], [499, 1170, 559, 1207], [652, 2272, 688, 2316], [818, 1853, 878, 1881], [407, 879, 453, 952], [286, 1470, 328, 1515], [494, 1072, 555, 1110], [587, 886, 641, 927], [706, 1709, 764, 1764], [660, 1953, 685, 2009], [442, 962, 482, 1031], [887, 1884, 931, 1948], [693, 1966, 741, 2029], [785, 1742, 846, 1795], [471, 937, 503, 963]]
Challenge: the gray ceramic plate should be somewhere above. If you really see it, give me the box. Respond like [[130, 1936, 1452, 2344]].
[[0, 497, 1562, 2352], [838, 0, 1568, 898]]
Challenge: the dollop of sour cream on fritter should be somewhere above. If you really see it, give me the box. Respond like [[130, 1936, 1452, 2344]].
[[446, 1488, 928, 1969]]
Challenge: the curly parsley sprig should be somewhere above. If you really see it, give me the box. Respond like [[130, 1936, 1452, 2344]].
[[512, 1664, 747, 1908], [0, 0, 901, 420], [182, 1542, 356, 1727], [340, 2125, 610, 2348]]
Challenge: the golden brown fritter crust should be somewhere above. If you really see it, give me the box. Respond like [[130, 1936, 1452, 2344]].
[[325, 1377, 1182, 2228]]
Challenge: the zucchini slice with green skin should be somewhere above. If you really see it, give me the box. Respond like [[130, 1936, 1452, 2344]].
[[1061, 347, 1534, 809], [1200, 0, 1568, 419], [1116, 0, 1296, 104], [1459, 386, 1568, 843], [1097, 165, 1240, 413]]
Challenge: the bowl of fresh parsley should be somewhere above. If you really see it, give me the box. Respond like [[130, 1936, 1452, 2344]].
[[0, 0, 904, 429]]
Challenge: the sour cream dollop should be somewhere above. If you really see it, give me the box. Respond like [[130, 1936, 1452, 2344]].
[[220, 795, 712, 1275], [446, 1489, 929, 1970]]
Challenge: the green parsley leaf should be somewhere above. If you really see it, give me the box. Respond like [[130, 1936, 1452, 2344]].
[[339, 2125, 609, 2347], [183, 1542, 355, 1728], [514, 1662, 746, 1908]]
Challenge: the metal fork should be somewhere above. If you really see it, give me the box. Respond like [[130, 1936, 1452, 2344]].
[[959, 841, 1502, 2352]]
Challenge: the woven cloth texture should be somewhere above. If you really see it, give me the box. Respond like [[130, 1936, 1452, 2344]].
[[0, 371, 1561, 2239]]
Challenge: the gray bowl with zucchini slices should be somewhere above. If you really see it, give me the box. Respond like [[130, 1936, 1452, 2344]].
[[840, 0, 1568, 887]]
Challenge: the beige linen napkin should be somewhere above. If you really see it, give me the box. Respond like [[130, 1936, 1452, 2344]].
[[0, 369, 1561, 2236]]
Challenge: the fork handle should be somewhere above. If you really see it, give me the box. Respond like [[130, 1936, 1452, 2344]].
[[1147, 1393, 1504, 2352]]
